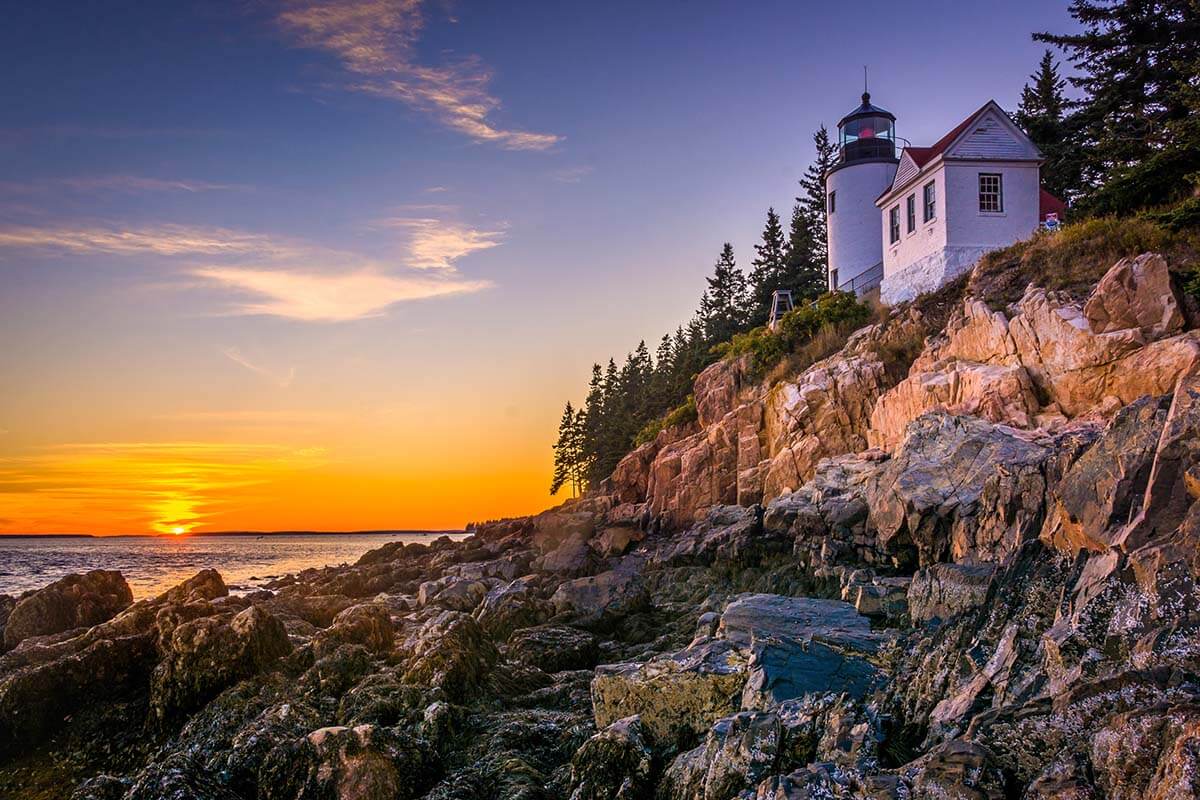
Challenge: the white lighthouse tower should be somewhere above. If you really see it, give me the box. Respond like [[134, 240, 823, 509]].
[[825, 91, 900, 294]]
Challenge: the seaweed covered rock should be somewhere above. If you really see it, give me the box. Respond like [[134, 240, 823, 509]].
[[591, 639, 748, 750], [3, 570, 132, 651], [567, 715, 653, 800], [507, 625, 600, 672], [259, 724, 440, 800], [151, 605, 292, 722], [401, 611, 498, 702]]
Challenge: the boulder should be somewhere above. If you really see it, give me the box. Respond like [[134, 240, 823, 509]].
[[568, 715, 654, 800], [259, 723, 440, 800], [473, 578, 551, 640], [907, 563, 996, 624], [718, 594, 883, 709], [1083, 253, 1185, 339], [590, 525, 644, 558], [1042, 394, 1171, 554], [867, 412, 1049, 566], [416, 576, 488, 612], [591, 639, 749, 750], [550, 555, 648, 626], [507, 625, 599, 672], [1119, 375, 1200, 550], [151, 605, 292, 722], [313, 603, 393, 657], [3, 570, 132, 650], [902, 739, 1007, 800], [401, 611, 497, 702], [868, 360, 1040, 450], [649, 505, 779, 568]]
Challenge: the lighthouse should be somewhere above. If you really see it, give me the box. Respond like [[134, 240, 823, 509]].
[[825, 92, 900, 294]]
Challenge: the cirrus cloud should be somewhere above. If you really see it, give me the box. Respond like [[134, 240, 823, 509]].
[[277, 0, 560, 151], [195, 266, 491, 321]]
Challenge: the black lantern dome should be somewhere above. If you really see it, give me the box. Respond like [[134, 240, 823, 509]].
[[835, 91, 899, 164]]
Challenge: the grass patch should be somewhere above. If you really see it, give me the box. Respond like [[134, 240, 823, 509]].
[[870, 326, 928, 385], [967, 214, 1200, 310]]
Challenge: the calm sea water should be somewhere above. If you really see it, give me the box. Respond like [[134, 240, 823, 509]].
[[0, 532, 465, 599]]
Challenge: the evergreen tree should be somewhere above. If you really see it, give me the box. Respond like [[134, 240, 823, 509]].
[[700, 243, 749, 343], [780, 203, 826, 303], [1014, 50, 1078, 201], [797, 125, 838, 276], [748, 208, 787, 326], [1035, 0, 1200, 207], [549, 402, 585, 497]]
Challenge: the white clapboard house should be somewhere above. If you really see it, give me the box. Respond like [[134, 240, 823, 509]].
[[825, 96, 1066, 304]]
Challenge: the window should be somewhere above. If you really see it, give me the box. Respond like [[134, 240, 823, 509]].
[[923, 181, 936, 222], [828, 190, 836, 214], [888, 206, 900, 244], [906, 195, 916, 234], [979, 173, 1003, 212]]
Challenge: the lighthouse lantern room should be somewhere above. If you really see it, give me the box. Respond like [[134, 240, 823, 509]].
[[825, 91, 901, 294]]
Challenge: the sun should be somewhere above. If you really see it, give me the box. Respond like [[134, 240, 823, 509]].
[[172, 526, 185, 536]]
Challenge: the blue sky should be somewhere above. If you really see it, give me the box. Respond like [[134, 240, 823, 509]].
[[0, 1, 1079, 532]]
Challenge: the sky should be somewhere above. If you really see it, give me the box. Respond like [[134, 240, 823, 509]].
[[0, 0, 1078, 535]]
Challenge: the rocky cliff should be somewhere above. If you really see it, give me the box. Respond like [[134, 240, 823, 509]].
[[4, 249, 1200, 799]]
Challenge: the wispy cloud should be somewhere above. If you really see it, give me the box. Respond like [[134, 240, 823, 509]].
[[0, 175, 245, 195], [549, 165, 593, 184], [0, 223, 294, 258], [195, 266, 491, 321], [0, 213, 499, 321], [277, 0, 561, 151], [222, 347, 297, 387], [381, 217, 504, 270]]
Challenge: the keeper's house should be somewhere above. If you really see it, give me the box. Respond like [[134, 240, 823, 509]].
[[825, 96, 1066, 305]]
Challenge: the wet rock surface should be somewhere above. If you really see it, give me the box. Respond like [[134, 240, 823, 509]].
[[5, 252, 1200, 799]]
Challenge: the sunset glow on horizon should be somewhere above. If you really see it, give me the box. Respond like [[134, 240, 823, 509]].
[[0, 1, 1074, 535]]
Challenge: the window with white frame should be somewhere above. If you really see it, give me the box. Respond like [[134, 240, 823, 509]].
[[906, 195, 916, 234], [979, 173, 1003, 212], [923, 181, 936, 222], [828, 190, 836, 214], [889, 206, 900, 244]]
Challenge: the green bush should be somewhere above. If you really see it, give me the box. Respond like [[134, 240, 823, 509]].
[[633, 395, 698, 447], [713, 291, 871, 379]]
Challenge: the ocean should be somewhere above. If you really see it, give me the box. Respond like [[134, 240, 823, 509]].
[[0, 532, 466, 599]]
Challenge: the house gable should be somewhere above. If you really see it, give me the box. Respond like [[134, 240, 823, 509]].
[[892, 150, 923, 190], [944, 104, 1041, 161]]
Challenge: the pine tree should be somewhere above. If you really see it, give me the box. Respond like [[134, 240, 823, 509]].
[[1014, 50, 1078, 201], [550, 402, 582, 497], [748, 208, 787, 326], [797, 125, 838, 277], [1035, 0, 1200, 207], [700, 243, 749, 344], [780, 203, 826, 302]]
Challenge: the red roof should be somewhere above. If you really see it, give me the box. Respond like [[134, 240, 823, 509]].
[[1039, 188, 1067, 220]]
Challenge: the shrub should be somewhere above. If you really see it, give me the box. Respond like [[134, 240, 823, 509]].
[[713, 291, 871, 380], [633, 395, 698, 447]]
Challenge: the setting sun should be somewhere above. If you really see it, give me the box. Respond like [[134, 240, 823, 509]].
[[171, 526, 185, 536]]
